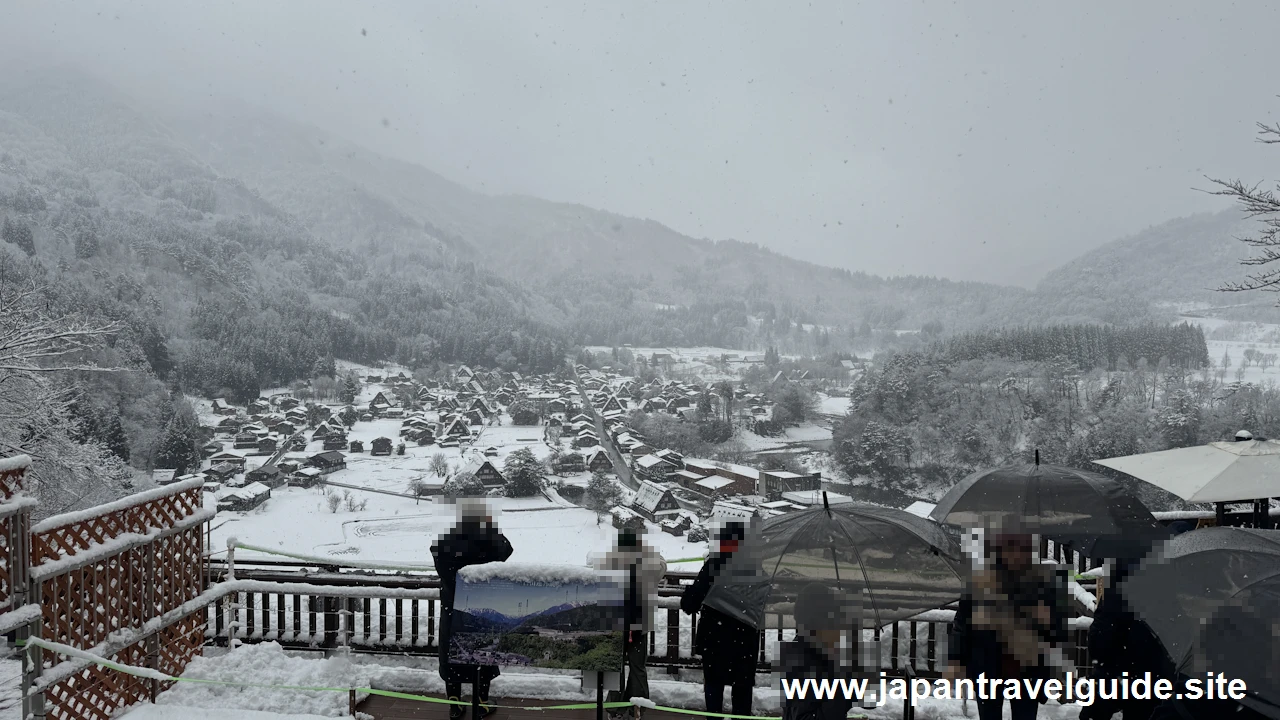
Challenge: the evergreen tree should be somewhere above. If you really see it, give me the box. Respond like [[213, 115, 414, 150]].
[[102, 414, 131, 462], [584, 471, 622, 523], [2, 217, 35, 256], [443, 472, 485, 498], [339, 373, 360, 404], [155, 414, 198, 475], [502, 448, 547, 497], [697, 391, 713, 416], [74, 229, 99, 259]]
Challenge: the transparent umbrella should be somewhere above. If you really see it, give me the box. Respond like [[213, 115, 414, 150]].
[[701, 496, 964, 633]]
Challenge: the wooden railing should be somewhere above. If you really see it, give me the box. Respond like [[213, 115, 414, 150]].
[[206, 560, 1093, 676], [28, 477, 213, 720]]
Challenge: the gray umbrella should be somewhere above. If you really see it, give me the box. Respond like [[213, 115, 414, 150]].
[[930, 459, 1169, 558], [701, 498, 964, 632], [1120, 527, 1280, 716]]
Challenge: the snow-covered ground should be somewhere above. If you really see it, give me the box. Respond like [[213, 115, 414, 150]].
[[732, 424, 835, 453], [816, 392, 851, 417], [119, 642, 1088, 720], [1180, 316, 1280, 386], [212, 485, 705, 566]]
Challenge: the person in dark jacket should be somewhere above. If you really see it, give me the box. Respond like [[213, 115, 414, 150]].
[[431, 500, 514, 719], [781, 583, 854, 720], [681, 522, 758, 720], [947, 531, 1067, 720], [1082, 521, 1195, 720]]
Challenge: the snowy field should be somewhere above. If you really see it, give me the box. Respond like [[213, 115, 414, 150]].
[[1180, 316, 1280, 386], [210, 421, 705, 567], [212, 485, 706, 567], [585, 345, 767, 381], [816, 392, 851, 417], [113, 642, 1088, 720]]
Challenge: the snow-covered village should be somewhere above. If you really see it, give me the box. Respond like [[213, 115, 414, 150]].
[[4, 4, 1280, 720]]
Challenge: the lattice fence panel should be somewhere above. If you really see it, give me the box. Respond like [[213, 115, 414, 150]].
[[44, 643, 149, 720], [31, 486, 202, 566], [32, 483, 210, 720], [0, 516, 13, 610], [0, 467, 24, 502]]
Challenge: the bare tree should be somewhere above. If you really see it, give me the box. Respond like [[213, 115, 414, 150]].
[[0, 268, 128, 517], [429, 452, 450, 477], [1210, 118, 1280, 295]]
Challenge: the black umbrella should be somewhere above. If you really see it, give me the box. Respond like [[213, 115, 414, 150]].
[[929, 458, 1169, 558], [701, 497, 965, 633], [1120, 527, 1280, 716]]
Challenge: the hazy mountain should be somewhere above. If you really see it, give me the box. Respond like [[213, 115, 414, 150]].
[[158, 89, 1035, 335], [1034, 209, 1280, 323], [6, 66, 1252, 369]]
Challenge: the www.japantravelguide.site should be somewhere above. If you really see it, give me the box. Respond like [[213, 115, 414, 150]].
[[780, 672, 1250, 707]]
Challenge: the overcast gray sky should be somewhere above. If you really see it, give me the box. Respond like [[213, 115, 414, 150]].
[[5, 0, 1278, 286]]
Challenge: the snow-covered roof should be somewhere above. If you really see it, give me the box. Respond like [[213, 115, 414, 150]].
[[711, 500, 757, 522], [215, 482, 271, 502], [905, 501, 937, 518], [781, 490, 852, 506], [632, 480, 671, 513], [674, 470, 707, 481], [634, 454, 669, 470], [695, 477, 735, 491]]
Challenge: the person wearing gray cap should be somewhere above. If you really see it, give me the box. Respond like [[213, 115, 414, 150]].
[[780, 583, 854, 720]]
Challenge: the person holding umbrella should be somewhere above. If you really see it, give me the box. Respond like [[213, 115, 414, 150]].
[[681, 521, 759, 720], [1121, 527, 1280, 720], [431, 499, 514, 719], [1081, 521, 1195, 720], [947, 527, 1068, 720]]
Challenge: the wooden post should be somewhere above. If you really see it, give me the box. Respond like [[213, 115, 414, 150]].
[[146, 539, 159, 701], [349, 688, 357, 716]]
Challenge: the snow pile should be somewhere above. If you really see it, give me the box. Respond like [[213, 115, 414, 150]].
[[458, 562, 598, 586], [154, 642, 373, 717], [0, 455, 31, 473], [124, 707, 339, 720]]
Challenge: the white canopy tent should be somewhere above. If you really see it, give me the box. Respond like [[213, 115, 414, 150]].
[[1093, 440, 1280, 503], [1094, 437, 1280, 526]]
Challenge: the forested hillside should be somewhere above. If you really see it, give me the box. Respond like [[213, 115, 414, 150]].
[[0, 71, 567, 507], [164, 89, 1044, 343], [1033, 209, 1280, 323], [833, 323, 1260, 511]]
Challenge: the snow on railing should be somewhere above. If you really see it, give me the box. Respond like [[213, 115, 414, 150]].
[[32, 475, 205, 534], [0, 454, 31, 474]]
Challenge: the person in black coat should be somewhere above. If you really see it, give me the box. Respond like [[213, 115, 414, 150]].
[[681, 522, 758, 720], [1082, 521, 1195, 720], [947, 532, 1068, 720], [431, 501, 514, 720], [781, 583, 854, 720]]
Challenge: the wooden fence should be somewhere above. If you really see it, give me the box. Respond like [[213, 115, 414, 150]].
[[0, 459, 214, 720]]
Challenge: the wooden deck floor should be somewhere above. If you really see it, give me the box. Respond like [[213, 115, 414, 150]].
[[357, 694, 658, 719]]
